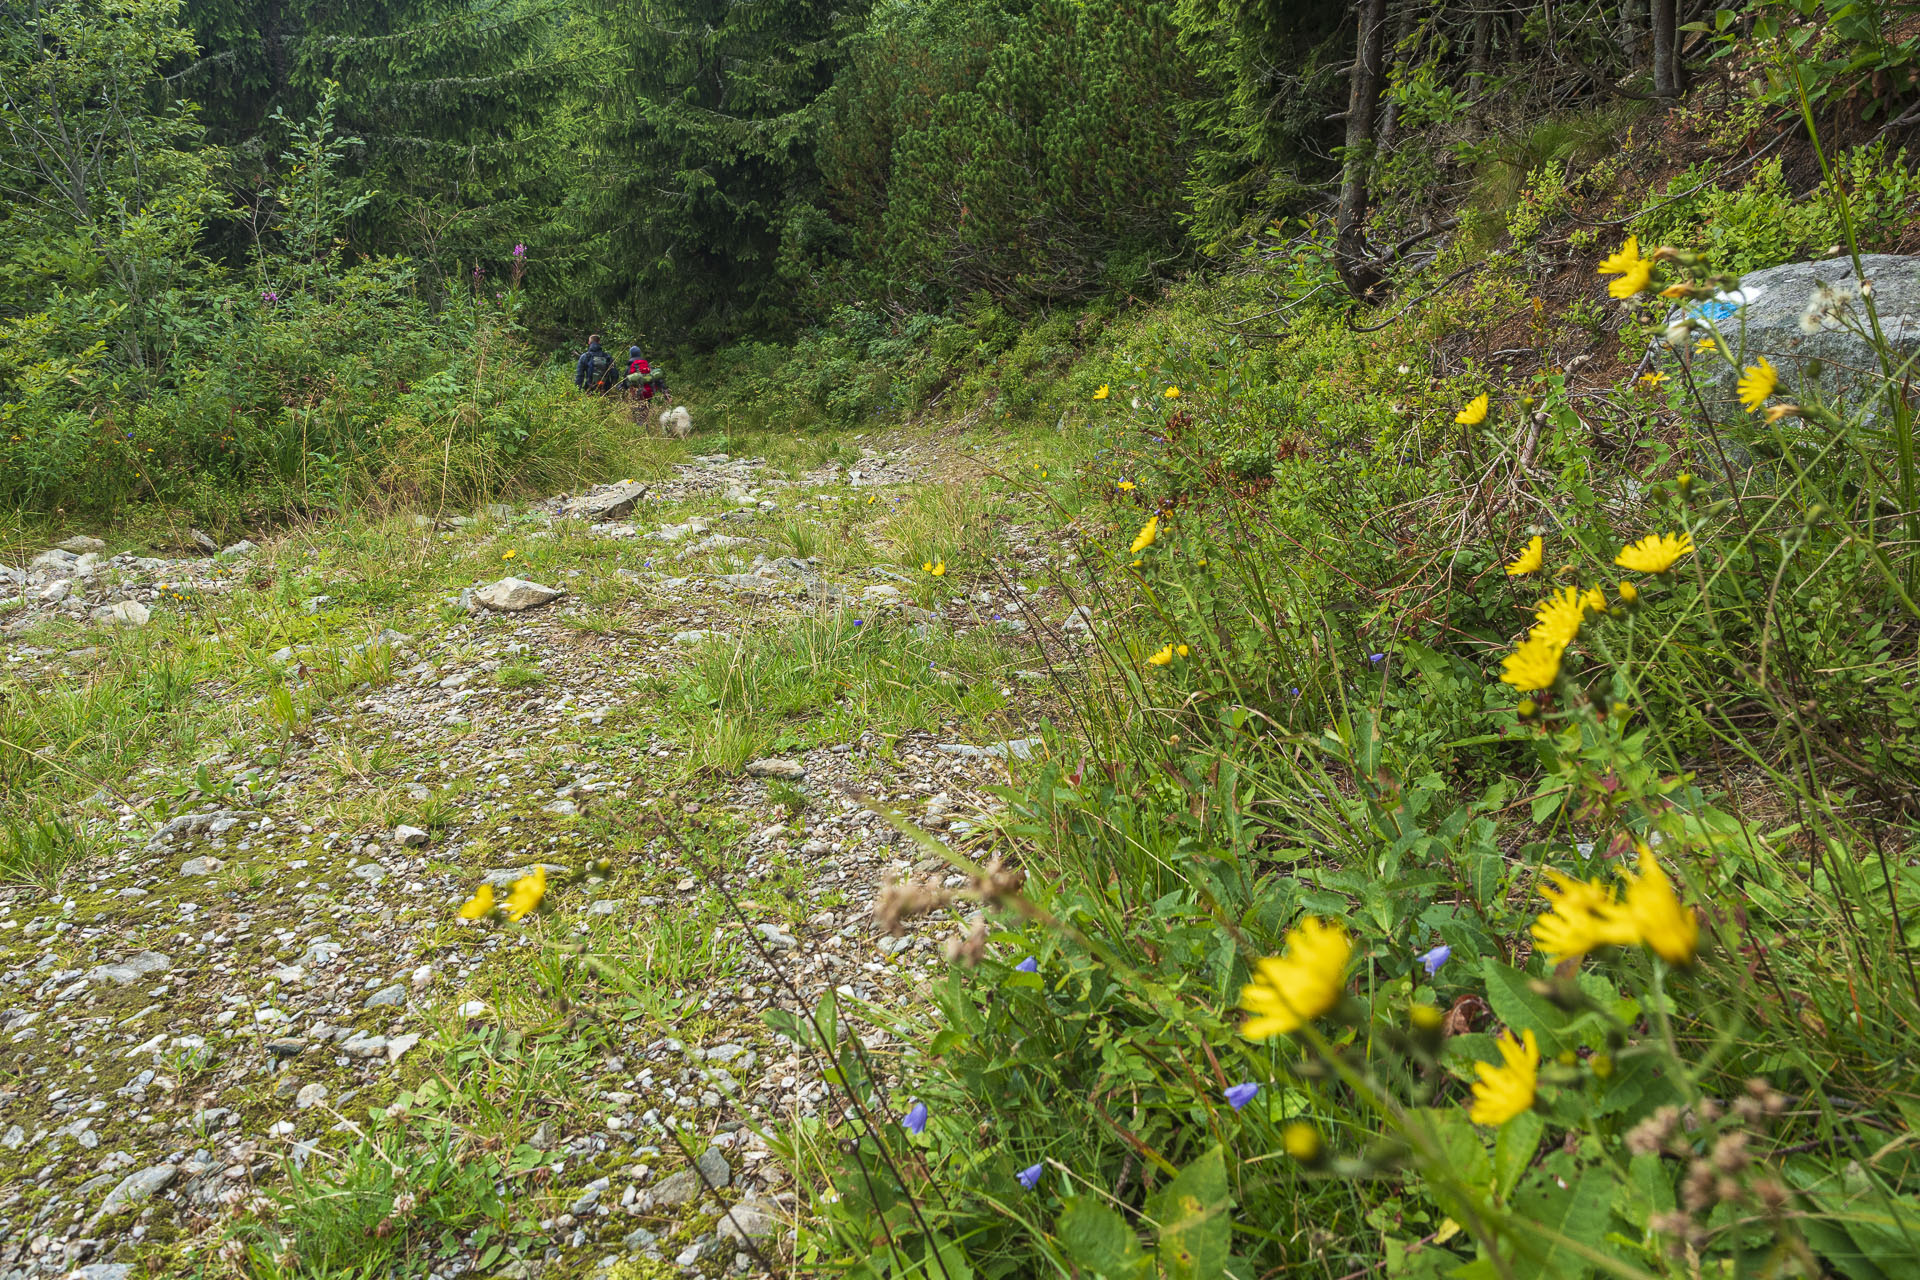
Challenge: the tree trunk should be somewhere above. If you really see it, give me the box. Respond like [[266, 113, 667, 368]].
[[1462, 3, 1493, 142], [1652, 0, 1678, 95], [1378, 0, 1417, 150], [1336, 0, 1391, 302]]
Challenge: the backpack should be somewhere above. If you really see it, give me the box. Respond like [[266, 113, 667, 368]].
[[582, 348, 612, 390]]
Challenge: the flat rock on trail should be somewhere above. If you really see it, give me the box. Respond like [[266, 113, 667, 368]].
[[0, 441, 1081, 1278]]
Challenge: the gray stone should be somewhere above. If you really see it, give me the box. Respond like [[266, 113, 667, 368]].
[[1, 1124, 23, 1149], [472, 577, 564, 612], [364, 984, 407, 1009], [717, 1194, 781, 1245], [179, 856, 223, 876], [753, 923, 797, 951], [744, 757, 805, 780], [95, 1163, 177, 1218], [650, 1148, 732, 1207], [481, 862, 569, 888], [569, 1176, 610, 1215], [265, 1037, 308, 1058], [622, 1226, 661, 1254], [393, 824, 430, 847], [71, 1265, 133, 1280], [29, 548, 78, 573], [58, 536, 106, 554], [147, 808, 237, 850], [542, 799, 578, 816], [561, 480, 649, 521], [36, 578, 72, 603], [189, 528, 218, 555], [294, 1082, 328, 1109], [341, 1032, 388, 1058], [1659, 254, 1920, 427], [672, 629, 729, 646], [936, 737, 1043, 762], [351, 862, 388, 884], [221, 539, 258, 557], [385, 1032, 421, 1064], [87, 950, 172, 985]]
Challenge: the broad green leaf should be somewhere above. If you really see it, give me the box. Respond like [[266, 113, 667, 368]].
[[1493, 1111, 1544, 1202], [1479, 959, 1577, 1055], [1056, 1197, 1148, 1278], [1145, 1145, 1231, 1280], [1504, 1161, 1615, 1280]]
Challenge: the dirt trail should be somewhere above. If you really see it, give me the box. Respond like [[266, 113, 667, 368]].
[[0, 432, 1078, 1279]]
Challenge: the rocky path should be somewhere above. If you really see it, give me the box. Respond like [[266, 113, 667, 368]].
[[0, 436, 1081, 1279]]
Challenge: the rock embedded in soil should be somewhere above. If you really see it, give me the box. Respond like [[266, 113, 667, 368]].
[[473, 577, 564, 612], [93, 1163, 177, 1219], [561, 479, 649, 521], [1659, 253, 1920, 425], [649, 1148, 732, 1208], [744, 757, 805, 780], [58, 535, 106, 553]]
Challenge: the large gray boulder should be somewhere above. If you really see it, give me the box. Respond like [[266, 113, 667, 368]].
[[1662, 254, 1920, 425], [561, 479, 649, 521], [472, 577, 563, 612]]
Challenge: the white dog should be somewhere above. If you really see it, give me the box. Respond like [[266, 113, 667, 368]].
[[660, 405, 693, 439]]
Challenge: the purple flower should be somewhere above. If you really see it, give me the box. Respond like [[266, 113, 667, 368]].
[[1417, 944, 1451, 976], [260, 289, 279, 304], [902, 1101, 928, 1134], [512, 243, 527, 258], [1016, 1162, 1044, 1190], [1014, 956, 1038, 973], [1223, 1082, 1261, 1111], [1368, 652, 1386, 664], [853, 618, 864, 627]]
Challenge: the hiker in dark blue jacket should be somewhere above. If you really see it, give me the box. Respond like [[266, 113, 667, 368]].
[[575, 334, 612, 390]]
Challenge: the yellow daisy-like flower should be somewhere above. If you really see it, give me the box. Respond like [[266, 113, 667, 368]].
[[1176, 644, 1189, 657], [1093, 384, 1111, 400], [1147, 644, 1175, 666], [1531, 870, 1636, 966], [1505, 535, 1544, 576], [1617, 580, 1639, 605], [457, 883, 496, 920], [1532, 585, 1594, 648], [1737, 358, 1779, 412], [921, 559, 946, 577], [1640, 370, 1668, 388], [1621, 845, 1698, 965], [1455, 394, 1490, 426], [1694, 337, 1718, 354], [1499, 630, 1567, 692], [1130, 515, 1159, 554], [1239, 917, 1352, 1040], [1164, 386, 1181, 399], [503, 865, 547, 922], [1598, 237, 1653, 299], [1117, 480, 1136, 491], [1614, 531, 1694, 574], [1468, 1029, 1540, 1126], [502, 550, 517, 560]]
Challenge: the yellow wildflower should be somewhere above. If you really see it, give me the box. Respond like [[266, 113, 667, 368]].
[[1598, 237, 1652, 298], [1117, 480, 1136, 491], [921, 559, 946, 577], [1455, 394, 1490, 426], [457, 883, 495, 920], [1093, 384, 1111, 400], [1614, 531, 1694, 574], [1621, 846, 1698, 965], [1130, 515, 1159, 554], [1468, 1029, 1540, 1126], [1164, 386, 1181, 399], [1531, 870, 1635, 966], [1640, 370, 1668, 388], [502, 550, 517, 560], [1658, 283, 1690, 298], [1617, 580, 1639, 605], [1239, 917, 1352, 1039], [1505, 535, 1544, 576], [1694, 337, 1718, 354], [1533, 585, 1594, 647], [1176, 644, 1189, 657], [1148, 644, 1174, 666], [1499, 630, 1567, 692], [503, 865, 547, 922], [1764, 403, 1798, 424], [1737, 359, 1780, 412], [1281, 1123, 1323, 1163]]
